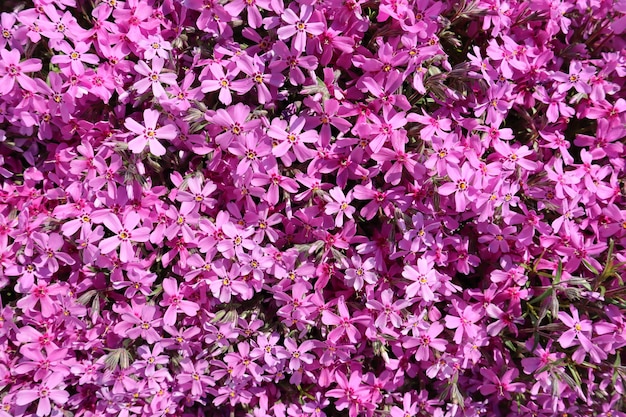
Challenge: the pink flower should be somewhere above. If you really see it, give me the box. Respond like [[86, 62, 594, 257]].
[[438, 163, 476, 212], [444, 302, 483, 344], [402, 258, 439, 302], [557, 307, 593, 350], [0, 49, 42, 94], [133, 57, 178, 98], [50, 40, 99, 75], [98, 212, 151, 263], [324, 187, 355, 228], [160, 278, 200, 326], [277, 5, 325, 52], [479, 368, 525, 399], [177, 358, 215, 397], [15, 372, 69, 417], [268, 115, 318, 165], [16, 281, 63, 317], [403, 321, 447, 361], [326, 370, 372, 417], [125, 109, 178, 156], [322, 296, 370, 344], [344, 255, 377, 291]]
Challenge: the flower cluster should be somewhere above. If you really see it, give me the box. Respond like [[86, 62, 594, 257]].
[[0, 0, 625, 416]]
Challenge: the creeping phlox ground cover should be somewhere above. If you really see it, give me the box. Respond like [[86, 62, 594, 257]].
[[0, 0, 625, 416]]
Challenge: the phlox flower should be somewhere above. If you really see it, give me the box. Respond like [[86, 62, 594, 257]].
[[424, 133, 462, 176], [344, 255, 377, 291], [140, 35, 172, 60], [0, 49, 42, 94], [133, 57, 178, 98], [478, 368, 525, 399], [177, 358, 215, 397], [438, 163, 476, 212], [14, 345, 69, 382], [268, 115, 318, 165], [477, 223, 516, 254], [269, 41, 318, 86], [201, 63, 244, 106], [160, 278, 200, 326], [403, 258, 439, 302], [50, 40, 99, 75], [32, 232, 75, 274], [557, 307, 593, 350], [326, 370, 372, 417], [251, 164, 300, 206], [277, 5, 324, 52], [356, 108, 408, 154], [125, 109, 178, 156], [99, 212, 151, 263], [322, 296, 370, 344], [235, 54, 284, 104], [360, 70, 411, 111], [485, 304, 523, 336], [492, 140, 537, 171], [114, 301, 162, 344], [324, 187, 355, 228], [224, 0, 270, 28], [134, 344, 169, 377], [403, 321, 447, 361], [15, 373, 69, 417], [16, 281, 63, 317], [210, 261, 252, 302], [175, 176, 217, 213], [544, 158, 581, 199], [224, 341, 263, 381], [444, 302, 483, 344], [408, 110, 452, 141], [209, 103, 260, 149], [365, 288, 409, 328]]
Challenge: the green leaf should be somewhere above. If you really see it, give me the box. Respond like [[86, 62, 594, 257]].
[[91, 293, 101, 321], [77, 289, 97, 305], [529, 287, 553, 305], [105, 348, 131, 371], [581, 259, 598, 275], [554, 261, 563, 285]]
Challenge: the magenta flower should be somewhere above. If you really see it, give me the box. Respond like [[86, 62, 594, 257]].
[[133, 57, 177, 98], [277, 5, 325, 52], [50, 40, 99, 75], [175, 176, 217, 213], [479, 368, 525, 399], [324, 187, 355, 228], [16, 281, 62, 317], [344, 255, 377, 291], [365, 288, 409, 329], [322, 296, 370, 343], [402, 258, 439, 302], [438, 163, 476, 212], [268, 115, 318, 165], [99, 212, 151, 263], [403, 321, 447, 361], [200, 63, 243, 106], [15, 372, 69, 417], [0, 49, 42, 94], [160, 278, 200, 326], [114, 301, 162, 344], [326, 370, 371, 417], [557, 307, 593, 350], [177, 358, 215, 397], [224, 341, 263, 381], [444, 302, 482, 344], [125, 109, 178, 156]]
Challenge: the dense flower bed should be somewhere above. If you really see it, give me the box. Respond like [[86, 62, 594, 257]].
[[1, 0, 625, 416]]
